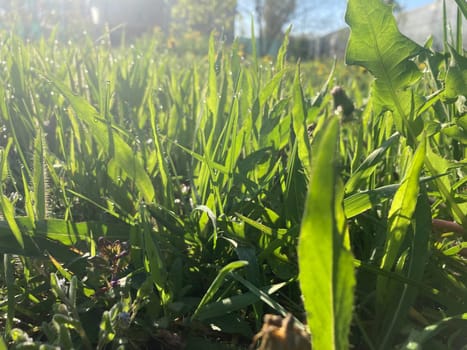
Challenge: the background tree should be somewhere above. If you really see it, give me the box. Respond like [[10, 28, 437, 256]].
[[254, 0, 296, 55], [92, 0, 172, 40], [171, 0, 237, 42]]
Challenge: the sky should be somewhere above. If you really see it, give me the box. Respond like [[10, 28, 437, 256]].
[[236, 0, 435, 36]]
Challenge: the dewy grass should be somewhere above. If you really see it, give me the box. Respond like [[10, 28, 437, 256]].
[[0, 0, 466, 348]]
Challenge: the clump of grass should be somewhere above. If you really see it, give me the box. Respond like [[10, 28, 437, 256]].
[[0, 0, 466, 348]]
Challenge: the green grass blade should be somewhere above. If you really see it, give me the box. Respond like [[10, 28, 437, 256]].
[[191, 260, 248, 321], [196, 282, 287, 321], [3, 254, 15, 337], [21, 169, 35, 227], [345, 132, 400, 193], [231, 272, 301, 327], [0, 335, 7, 350], [344, 176, 445, 218], [51, 78, 155, 203], [0, 218, 132, 256], [33, 129, 47, 220], [376, 138, 426, 348], [401, 313, 467, 349], [380, 137, 426, 271], [0, 140, 24, 248], [298, 117, 355, 350], [142, 210, 169, 304], [379, 190, 432, 348], [292, 64, 312, 177]]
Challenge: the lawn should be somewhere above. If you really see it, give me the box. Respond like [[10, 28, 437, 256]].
[[0, 0, 466, 349]]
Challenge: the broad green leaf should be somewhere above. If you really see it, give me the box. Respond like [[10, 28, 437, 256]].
[[345, 0, 423, 137], [0, 218, 133, 256], [443, 44, 467, 102], [298, 117, 355, 350], [51, 79, 155, 203]]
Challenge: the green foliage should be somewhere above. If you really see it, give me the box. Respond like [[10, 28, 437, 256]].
[[299, 117, 355, 350], [171, 0, 237, 41], [0, 0, 466, 348]]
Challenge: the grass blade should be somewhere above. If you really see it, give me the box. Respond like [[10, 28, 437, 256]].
[[298, 117, 355, 350], [380, 138, 426, 271], [0, 140, 24, 248], [51, 78, 155, 203], [191, 260, 248, 321]]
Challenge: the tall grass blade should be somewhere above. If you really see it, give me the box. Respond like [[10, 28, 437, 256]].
[[379, 190, 432, 348], [51, 79, 155, 203], [380, 138, 426, 271], [292, 64, 312, 177], [3, 254, 15, 337], [377, 138, 426, 348], [141, 209, 169, 305], [33, 129, 48, 220], [191, 260, 248, 320], [0, 140, 24, 248], [298, 117, 355, 350], [345, 132, 400, 193], [195, 282, 287, 321], [344, 176, 443, 218]]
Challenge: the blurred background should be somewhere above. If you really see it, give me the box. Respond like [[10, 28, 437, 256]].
[[0, 0, 464, 58]]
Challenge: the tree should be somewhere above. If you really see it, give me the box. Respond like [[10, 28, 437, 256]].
[[92, 0, 172, 38], [171, 0, 237, 42], [254, 0, 296, 55]]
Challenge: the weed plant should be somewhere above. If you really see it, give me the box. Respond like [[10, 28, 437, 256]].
[[0, 0, 466, 349]]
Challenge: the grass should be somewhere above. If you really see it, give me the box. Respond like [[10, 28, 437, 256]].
[[0, 0, 466, 348]]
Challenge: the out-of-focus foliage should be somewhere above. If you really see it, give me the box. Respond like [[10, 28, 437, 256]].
[[171, 0, 237, 42]]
